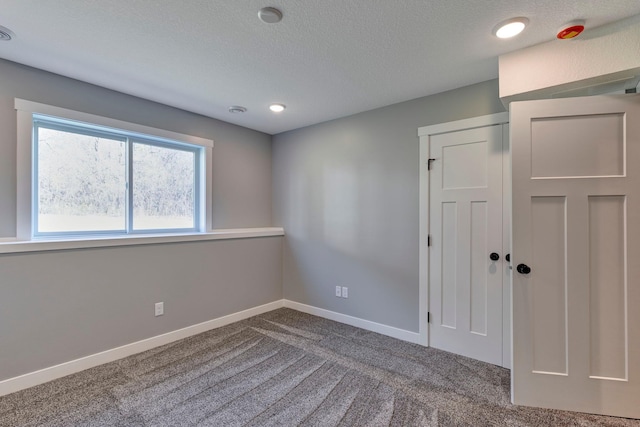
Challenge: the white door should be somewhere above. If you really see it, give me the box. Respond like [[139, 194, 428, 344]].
[[429, 124, 507, 366], [511, 94, 640, 419]]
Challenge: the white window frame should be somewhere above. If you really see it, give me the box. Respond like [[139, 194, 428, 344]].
[[15, 99, 214, 240]]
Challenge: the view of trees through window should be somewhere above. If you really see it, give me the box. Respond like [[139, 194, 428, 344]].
[[132, 142, 195, 230], [37, 125, 196, 234]]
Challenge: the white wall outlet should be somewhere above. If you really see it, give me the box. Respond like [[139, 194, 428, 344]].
[[342, 287, 348, 298], [155, 302, 164, 317], [335, 286, 342, 297]]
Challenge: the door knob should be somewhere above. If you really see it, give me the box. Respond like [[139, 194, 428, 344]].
[[516, 264, 531, 274], [505, 254, 510, 262], [490, 252, 500, 261]]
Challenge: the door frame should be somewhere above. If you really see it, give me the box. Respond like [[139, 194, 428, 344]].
[[417, 112, 510, 353]]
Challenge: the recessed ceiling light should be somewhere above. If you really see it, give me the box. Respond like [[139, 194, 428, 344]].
[[493, 17, 528, 39], [258, 7, 283, 24], [269, 103, 286, 113], [0, 25, 15, 41], [228, 106, 247, 113]]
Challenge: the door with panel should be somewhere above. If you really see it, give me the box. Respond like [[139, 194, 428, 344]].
[[429, 124, 507, 366], [511, 94, 640, 418]]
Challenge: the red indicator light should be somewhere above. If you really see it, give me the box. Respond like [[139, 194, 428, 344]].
[[557, 24, 585, 40]]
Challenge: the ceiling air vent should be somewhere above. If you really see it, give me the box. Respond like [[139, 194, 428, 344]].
[[551, 75, 640, 98]]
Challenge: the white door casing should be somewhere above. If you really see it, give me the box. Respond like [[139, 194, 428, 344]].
[[502, 124, 511, 369], [511, 94, 640, 419], [418, 112, 510, 367]]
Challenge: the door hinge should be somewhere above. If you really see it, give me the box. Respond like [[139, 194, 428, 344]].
[[427, 312, 431, 323], [427, 235, 432, 246], [427, 158, 436, 170]]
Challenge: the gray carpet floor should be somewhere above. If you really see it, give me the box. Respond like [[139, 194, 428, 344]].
[[1, 308, 638, 426]]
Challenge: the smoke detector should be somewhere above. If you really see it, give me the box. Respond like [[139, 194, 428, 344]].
[[557, 20, 585, 40], [258, 7, 283, 24]]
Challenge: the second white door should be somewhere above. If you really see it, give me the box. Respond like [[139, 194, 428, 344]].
[[511, 94, 640, 418]]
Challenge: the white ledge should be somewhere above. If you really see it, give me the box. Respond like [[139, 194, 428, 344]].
[[0, 227, 284, 254]]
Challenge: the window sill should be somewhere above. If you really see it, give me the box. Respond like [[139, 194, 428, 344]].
[[0, 227, 284, 254]]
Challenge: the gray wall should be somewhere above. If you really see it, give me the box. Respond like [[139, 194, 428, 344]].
[[273, 80, 505, 332], [0, 59, 281, 381], [0, 59, 272, 233], [1, 238, 281, 380]]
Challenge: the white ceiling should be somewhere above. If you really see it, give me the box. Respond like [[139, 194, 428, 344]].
[[0, 1, 639, 135]]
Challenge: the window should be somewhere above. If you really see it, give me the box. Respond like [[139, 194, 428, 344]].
[[16, 99, 213, 239], [34, 116, 201, 236]]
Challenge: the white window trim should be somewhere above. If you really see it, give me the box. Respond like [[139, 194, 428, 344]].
[[15, 98, 214, 240]]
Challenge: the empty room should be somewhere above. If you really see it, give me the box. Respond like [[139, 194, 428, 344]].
[[1, 1, 639, 425]]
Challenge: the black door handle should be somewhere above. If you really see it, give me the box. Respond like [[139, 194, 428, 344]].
[[505, 254, 510, 262], [490, 252, 500, 261], [516, 264, 531, 274]]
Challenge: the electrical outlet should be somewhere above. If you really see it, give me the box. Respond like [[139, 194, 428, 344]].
[[155, 302, 164, 316], [335, 286, 342, 297], [342, 287, 348, 298]]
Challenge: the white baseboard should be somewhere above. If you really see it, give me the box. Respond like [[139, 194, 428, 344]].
[[1, 299, 421, 397], [283, 300, 421, 344], [0, 300, 284, 397]]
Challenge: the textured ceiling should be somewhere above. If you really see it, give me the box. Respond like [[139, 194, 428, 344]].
[[0, 1, 639, 134]]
